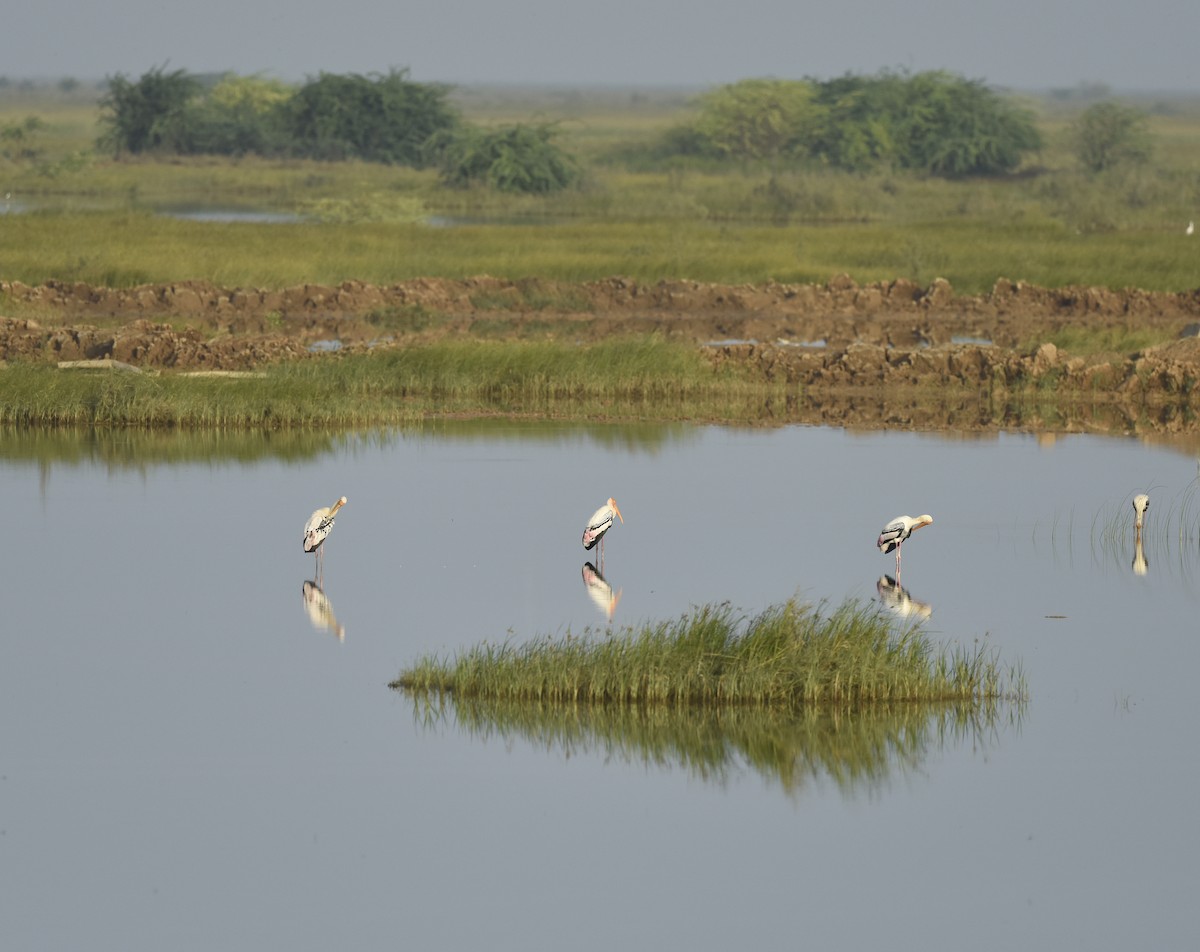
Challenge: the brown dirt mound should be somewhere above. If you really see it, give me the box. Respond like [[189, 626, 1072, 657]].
[[3, 275, 1200, 393]]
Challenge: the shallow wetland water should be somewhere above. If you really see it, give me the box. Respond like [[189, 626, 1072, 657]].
[[2, 421, 1197, 951]]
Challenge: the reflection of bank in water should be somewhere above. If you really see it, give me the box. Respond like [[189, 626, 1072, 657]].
[[302, 579, 345, 641], [581, 561, 622, 622], [876, 575, 933, 620], [405, 697, 1019, 800]]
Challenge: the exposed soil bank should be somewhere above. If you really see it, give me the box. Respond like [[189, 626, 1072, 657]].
[[3, 274, 1200, 404]]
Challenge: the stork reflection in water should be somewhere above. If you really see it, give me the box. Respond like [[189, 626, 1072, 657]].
[[302, 579, 346, 641], [876, 575, 933, 620], [581, 561, 622, 622]]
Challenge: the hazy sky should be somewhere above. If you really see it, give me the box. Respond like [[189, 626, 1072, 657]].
[[7, 0, 1200, 92]]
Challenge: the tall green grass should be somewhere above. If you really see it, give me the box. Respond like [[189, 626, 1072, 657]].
[[5, 342, 1197, 431], [394, 598, 1024, 707], [0, 337, 788, 428]]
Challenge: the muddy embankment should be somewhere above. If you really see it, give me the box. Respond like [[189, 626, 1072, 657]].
[[4, 274, 1200, 419]]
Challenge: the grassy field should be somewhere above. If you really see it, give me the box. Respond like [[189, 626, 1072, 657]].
[[1, 209, 1197, 292], [2, 86, 1199, 294], [394, 598, 1024, 708]]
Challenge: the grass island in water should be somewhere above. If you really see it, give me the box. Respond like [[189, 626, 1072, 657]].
[[394, 598, 1024, 708]]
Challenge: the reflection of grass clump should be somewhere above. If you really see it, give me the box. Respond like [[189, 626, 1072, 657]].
[[364, 303, 446, 334], [394, 598, 1023, 708], [412, 696, 1018, 798], [469, 282, 595, 313]]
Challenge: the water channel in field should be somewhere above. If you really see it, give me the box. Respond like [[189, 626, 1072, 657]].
[[2, 422, 1197, 952]]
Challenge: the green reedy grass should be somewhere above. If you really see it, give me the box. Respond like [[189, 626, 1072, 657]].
[[0, 337, 787, 428], [1093, 484, 1200, 565], [411, 694, 1017, 797], [394, 598, 1024, 708], [3, 345, 1195, 433]]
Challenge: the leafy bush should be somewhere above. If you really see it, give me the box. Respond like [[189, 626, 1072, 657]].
[[433, 123, 579, 193], [662, 70, 1042, 178], [95, 67, 459, 166], [284, 69, 458, 165], [98, 65, 199, 155], [1070, 101, 1153, 173], [691, 79, 822, 161], [885, 72, 1042, 177], [175, 74, 292, 156]]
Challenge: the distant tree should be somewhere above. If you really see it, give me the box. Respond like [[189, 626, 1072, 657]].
[[97, 65, 199, 155], [886, 71, 1042, 177], [285, 69, 458, 165], [663, 70, 1041, 177], [432, 123, 579, 193], [176, 74, 292, 156], [807, 74, 899, 171], [690, 79, 822, 162], [1070, 101, 1152, 173]]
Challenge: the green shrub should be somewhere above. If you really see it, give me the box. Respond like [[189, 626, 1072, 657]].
[[97, 65, 199, 155], [1070, 101, 1153, 173], [660, 70, 1042, 178], [284, 69, 458, 165], [433, 122, 579, 193]]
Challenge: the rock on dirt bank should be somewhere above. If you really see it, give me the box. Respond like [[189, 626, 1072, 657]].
[[2, 275, 1200, 395]]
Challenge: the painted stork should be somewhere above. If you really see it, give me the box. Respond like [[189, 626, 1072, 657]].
[[304, 495, 347, 577], [1188, 221, 1195, 236], [1132, 494, 1150, 572], [582, 497, 623, 567], [1132, 493, 1149, 533], [876, 513, 933, 576]]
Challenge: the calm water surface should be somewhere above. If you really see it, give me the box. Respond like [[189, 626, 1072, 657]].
[[2, 423, 1197, 951]]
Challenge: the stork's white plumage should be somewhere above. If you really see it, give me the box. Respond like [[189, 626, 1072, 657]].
[[1132, 493, 1149, 531], [582, 497, 623, 565], [876, 513, 933, 576], [1187, 221, 1195, 236], [304, 496, 347, 578]]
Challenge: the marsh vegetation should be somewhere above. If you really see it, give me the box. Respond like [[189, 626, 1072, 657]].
[[2, 80, 1200, 292], [394, 598, 1023, 707], [0, 338, 790, 427]]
